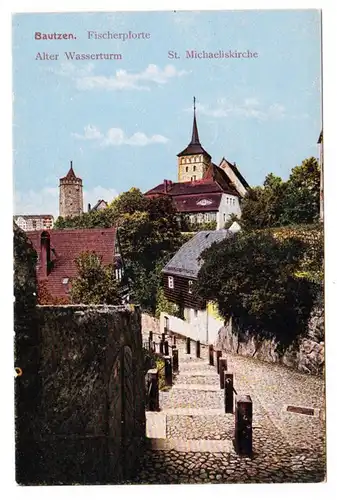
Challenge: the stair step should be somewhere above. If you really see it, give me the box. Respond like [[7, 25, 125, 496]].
[[149, 438, 234, 453], [172, 384, 221, 392]]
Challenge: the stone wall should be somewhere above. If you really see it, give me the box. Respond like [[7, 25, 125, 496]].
[[142, 312, 160, 334], [16, 304, 146, 485], [215, 306, 324, 376]]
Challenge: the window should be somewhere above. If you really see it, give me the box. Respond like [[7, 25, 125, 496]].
[[185, 166, 188, 172], [191, 175, 197, 181], [194, 309, 198, 318], [62, 278, 69, 285], [168, 276, 174, 289], [188, 280, 193, 294], [193, 165, 196, 172]]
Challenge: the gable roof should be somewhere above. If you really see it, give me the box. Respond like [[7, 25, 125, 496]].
[[219, 158, 250, 189], [174, 193, 222, 213], [163, 230, 229, 279], [145, 178, 237, 198], [26, 227, 117, 300], [14, 214, 54, 220], [91, 199, 108, 211]]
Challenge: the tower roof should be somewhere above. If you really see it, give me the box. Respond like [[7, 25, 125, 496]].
[[60, 161, 81, 181], [177, 97, 211, 158]]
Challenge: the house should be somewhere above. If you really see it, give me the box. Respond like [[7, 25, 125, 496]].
[[88, 199, 109, 212], [26, 227, 127, 303], [161, 229, 231, 344], [145, 98, 249, 229], [14, 214, 54, 232]]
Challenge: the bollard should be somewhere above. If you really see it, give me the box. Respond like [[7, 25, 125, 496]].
[[149, 331, 153, 343], [172, 348, 179, 373], [147, 369, 159, 411], [219, 358, 227, 389], [152, 341, 156, 353], [164, 356, 173, 386], [164, 340, 169, 356], [173, 335, 176, 346], [224, 373, 234, 413], [216, 350, 222, 374], [159, 340, 164, 354], [162, 333, 166, 343], [209, 344, 214, 366], [186, 337, 191, 354], [196, 340, 201, 358], [235, 395, 253, 456]]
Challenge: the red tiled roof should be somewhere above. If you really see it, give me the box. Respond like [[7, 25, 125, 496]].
[[26, 227, 116, 301], [174, 193, 222, 212], [60, 163, 82, 182], [14, 214, 54, 219], [146, 180, 223, 196]]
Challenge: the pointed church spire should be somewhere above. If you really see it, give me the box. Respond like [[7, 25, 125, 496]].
[[177, 97, 211, 159], [190, 96, 201, 145]]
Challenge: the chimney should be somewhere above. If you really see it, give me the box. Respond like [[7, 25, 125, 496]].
[[163, 179, 172, 193], [88, 203, 91, 212], [40, 231, 51, 278]]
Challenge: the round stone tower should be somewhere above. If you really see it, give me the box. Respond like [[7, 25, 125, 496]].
[[59, 161, 83, 218]]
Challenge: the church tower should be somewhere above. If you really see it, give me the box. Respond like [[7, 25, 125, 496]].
[[59, 161, 83, 218], [177, 97, 212, 182]]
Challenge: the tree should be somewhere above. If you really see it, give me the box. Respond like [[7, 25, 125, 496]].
[[280, 157, 320, 225], [240, 158, 320, 229], [196, 230, 314, 347], [241, 174, 286, 229], [70, 251, 121, 305]]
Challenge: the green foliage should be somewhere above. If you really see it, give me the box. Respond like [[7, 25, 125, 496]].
[[196, 230, 316, 347], [241, 157, 320, 229], [155, 286, 179, 319], [70, 251, 121, 305], [180, 216, 217, 232], [14, 224, 38, 333]]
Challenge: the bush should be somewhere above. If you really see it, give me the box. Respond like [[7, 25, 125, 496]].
[[196, 229, 319, 348]]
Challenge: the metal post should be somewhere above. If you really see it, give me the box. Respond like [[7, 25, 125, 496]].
[[235, 395, 253, 456], [164, 340, 169, 356], [172, 348, 179, 373], [148, 331, 153, 351], [152, 341, 156, 353], [219, 358, 227, 389], [225, 373, 234, 413], [159, 340, 164, 354], [147, 369, 159, 411], [196, 340, 201, 358], [186, 337, 191, 354], [216, 350, 222, 374], [162, 333, 166, 343], [209, 344, 214, 366], [173, 335, 176, 346], [164, 356, 173, 386]]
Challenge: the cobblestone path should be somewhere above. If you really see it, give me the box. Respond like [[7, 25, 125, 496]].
[[129, 336, 325, 484]]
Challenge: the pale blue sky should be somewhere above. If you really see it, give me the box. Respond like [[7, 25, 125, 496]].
[[12, 10, 322, 216]]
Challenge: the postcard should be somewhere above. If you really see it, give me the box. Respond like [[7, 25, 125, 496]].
[[12, 9, 325, 486]]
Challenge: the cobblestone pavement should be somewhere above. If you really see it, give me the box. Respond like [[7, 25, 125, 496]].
[[128, 334, 326, 484]]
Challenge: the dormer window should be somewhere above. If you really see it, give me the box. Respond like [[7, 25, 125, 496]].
[[168, 276, 174, 289], [62, 278, 69, 285], [188, 280, 193, 294]]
